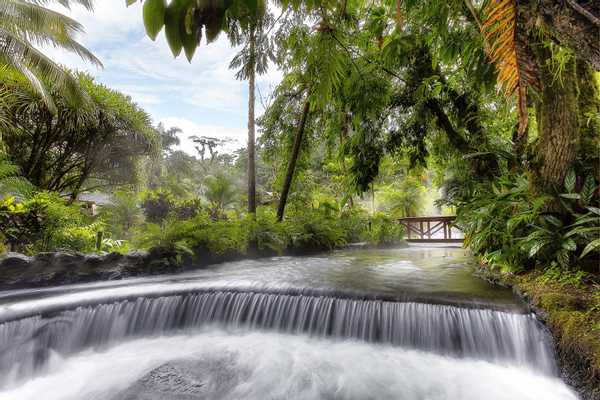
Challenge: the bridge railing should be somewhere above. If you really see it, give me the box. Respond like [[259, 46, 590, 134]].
[[398, 216, 463, 243]]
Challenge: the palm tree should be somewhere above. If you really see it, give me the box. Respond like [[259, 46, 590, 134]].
[[203, 174, 238, 219], [0, 0, 102, 112], [229, 13, 273, 216]]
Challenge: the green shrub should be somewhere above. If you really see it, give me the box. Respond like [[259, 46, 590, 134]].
[[26, 192, 99, 252], [245, 207, 287, 253], [0, 196, 45, 252], [339, 208, 370, 243], [135, 212, 247, 256], [454, 172, 599, 273], [363, 212, 404, 246], [284, 208, 347, 251], [54, 222, 105, 253]]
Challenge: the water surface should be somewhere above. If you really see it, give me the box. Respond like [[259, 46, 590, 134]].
[[0, 246, 578, 399]]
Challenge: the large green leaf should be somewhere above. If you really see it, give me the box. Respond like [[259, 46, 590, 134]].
[[580, 239, 600, 258], [527, 240, 547, 258], [182, 5, 198, 61], [581, 175, 597, 202], [564, 169, 576, 193], [164, 0, 189, 57], [561, 238, 576, 251], [143, 0, 166, 40]]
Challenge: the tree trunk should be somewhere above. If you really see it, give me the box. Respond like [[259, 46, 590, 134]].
[[247, 27, 257, 215], [535, 0, 600, 70], [276, 96, 311, 222], [576, 59, 600, 181], [340, 111, 353, 208], [530, 45, 580, 195]]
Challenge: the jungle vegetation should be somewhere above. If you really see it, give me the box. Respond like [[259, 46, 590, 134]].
[[0, 0, 598, 280]]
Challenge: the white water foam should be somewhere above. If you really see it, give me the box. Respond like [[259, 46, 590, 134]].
[[0, 329, 578, 400]]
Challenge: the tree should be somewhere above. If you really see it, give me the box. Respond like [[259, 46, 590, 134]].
[[0, 71, 159, 199], [477, 0, 599, 194], [229, 12, 274, 216], [203, 174, 237, 219], [0, 0, 101, 112], [276, 94, 310, 221], [134, 0, 270, 216]]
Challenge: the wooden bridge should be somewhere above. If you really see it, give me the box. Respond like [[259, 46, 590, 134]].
[[398, 216, 463, 243]]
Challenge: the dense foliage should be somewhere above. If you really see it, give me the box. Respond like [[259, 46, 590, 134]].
[[0, 0, 598, 284]]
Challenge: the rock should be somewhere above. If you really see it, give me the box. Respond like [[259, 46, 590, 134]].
[[0, 252, 32, 269], [0, 249, 182, 289], [111, 357, 244, 400]]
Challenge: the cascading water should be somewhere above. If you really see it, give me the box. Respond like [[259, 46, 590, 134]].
[[0, 247, 579, 400]]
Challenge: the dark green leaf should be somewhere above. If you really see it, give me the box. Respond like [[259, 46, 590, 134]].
[[580, 239, 600, 258], [564, 169, 576, 193], [562, 239, 576, 251], [143, 0, 166, 41], [582, 175, 597, 202], [559, 193, 581, 200]]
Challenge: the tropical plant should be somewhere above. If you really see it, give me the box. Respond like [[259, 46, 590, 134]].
[[379, 177, 425, 218], [364, 212, 404, 246], [0, 72, 159, 198], [0, 0, 101, 111], [202, 174, 238, 219], [100, 191, 143, 239], [0, 157, 34, 198], [0, 195, 45, 252]]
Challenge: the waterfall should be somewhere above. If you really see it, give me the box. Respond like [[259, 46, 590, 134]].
[[0, 289, 556, 385]]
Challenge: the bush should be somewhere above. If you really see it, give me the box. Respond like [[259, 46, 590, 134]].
[[284, 208, 347, 251], [245, 207, 287, 253], [55, 223, 104, 253], [135, 212, 246, 256], [0, 196, 45, 252], [141, 190, 203, 224], [27, 192, 100, 253], [454, 172, 600, 273], [363, 212, 404, 246], [141, 190, 174, 224], [339, 208, 370, 243]]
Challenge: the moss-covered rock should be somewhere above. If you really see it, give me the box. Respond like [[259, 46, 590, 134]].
[[479, 266, 600, 399]]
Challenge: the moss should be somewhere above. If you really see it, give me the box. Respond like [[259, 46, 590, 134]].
[[486, 267, 600, 385]]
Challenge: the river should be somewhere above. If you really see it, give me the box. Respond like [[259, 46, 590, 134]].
[[0, 246, 579, 399]]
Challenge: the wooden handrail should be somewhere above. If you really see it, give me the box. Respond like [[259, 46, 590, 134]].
[[398, 216, 462, 243]]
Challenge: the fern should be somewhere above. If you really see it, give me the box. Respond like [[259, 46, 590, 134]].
[[0, 159, 35, 198], [481, 0, 539, 137]]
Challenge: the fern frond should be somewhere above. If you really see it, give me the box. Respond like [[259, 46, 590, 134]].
[[0, 159, 35, 198], [482, 0, 539, 137]]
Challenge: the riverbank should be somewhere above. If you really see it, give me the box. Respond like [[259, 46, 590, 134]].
[[0, 241, 409, 290], [477, 266, 600, 400]]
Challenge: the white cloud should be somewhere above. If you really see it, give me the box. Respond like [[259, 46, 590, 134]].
[[43, 0, 283, 155]]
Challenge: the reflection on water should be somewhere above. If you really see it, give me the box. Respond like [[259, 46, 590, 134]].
[[0, 246, 516, 315]]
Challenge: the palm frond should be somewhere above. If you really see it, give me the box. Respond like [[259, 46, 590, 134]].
[[24, 0, 93, 10], [0, 27, 90, 111], [0, 0, 100, 111], [0, 0, 101, 66], [482, 0, 539, 137]]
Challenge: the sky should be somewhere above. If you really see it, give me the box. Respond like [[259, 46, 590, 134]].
[[46, 1, 283, 155]]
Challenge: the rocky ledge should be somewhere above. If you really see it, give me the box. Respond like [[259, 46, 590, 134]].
[[0, 249, 187, 290], [476, 266, 600, 400]]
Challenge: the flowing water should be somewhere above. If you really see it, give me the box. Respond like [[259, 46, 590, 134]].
[[0, 246, 579, 399]]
